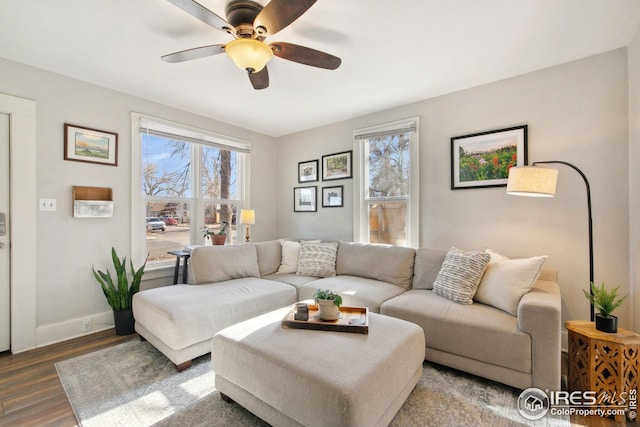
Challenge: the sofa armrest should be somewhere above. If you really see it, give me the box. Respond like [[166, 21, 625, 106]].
[[517, 279, 562, 391]]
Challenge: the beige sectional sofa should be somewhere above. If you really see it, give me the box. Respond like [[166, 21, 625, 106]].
[[132, 239, 561, 391]]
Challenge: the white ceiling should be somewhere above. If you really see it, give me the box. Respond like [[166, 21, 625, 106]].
[[1, 0, 639, 137]]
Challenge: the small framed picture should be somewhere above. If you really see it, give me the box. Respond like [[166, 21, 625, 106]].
[[298, 159, 318, 183], [322, 185, 343, 207], [64, 123, 118, 166], [451, 125, 527, 190], [293, 186, 317, 212], [322, 150, 352, 181]]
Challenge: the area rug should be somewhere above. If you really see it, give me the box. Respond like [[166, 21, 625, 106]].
[[56, 340, 568, 427]]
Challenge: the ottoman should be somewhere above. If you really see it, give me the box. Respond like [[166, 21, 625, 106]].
[[212, 306, 425, 427]]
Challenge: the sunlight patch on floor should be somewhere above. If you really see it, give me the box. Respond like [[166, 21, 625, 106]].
[[85, 391, 173, 427]]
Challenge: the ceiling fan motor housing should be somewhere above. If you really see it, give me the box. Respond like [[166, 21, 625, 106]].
[[226, 0, 263, 32]]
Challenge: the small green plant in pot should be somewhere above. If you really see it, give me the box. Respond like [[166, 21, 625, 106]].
[[314, 289, 343, 321], [582, 282, 628, 333], [202, 221, 230, 245], [93, 247, 148, 335]]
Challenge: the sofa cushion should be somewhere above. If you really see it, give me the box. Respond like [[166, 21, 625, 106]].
[[298, 275, 408, 313], [475, 250, 547, 316], [255, 240, 282, 277], [296, 241, 338, 277], [432, 247, 490, 304], [412, 248, 448, 290], [261, 273, 320, 289], [191, 244, 260, 284], [132, 278, 297, 351], [336, 241, 416, 289], [380, 290, 532, 373]]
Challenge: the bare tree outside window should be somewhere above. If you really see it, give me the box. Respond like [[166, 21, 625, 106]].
[[368, 133, 410, 198], [202, 146, 236, 225], [365, 132, 412, 245], [143, 139, 191, 198]]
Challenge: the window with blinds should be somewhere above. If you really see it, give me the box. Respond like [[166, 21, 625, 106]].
[[354, 118, 419, 247], [136, 115, 250, 265]]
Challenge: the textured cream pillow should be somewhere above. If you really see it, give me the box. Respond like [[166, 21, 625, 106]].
[[432, 247, 490, 304], [474, 249, 547, 316], [277, 240, 300, 274], [296, 241, 338, 277]]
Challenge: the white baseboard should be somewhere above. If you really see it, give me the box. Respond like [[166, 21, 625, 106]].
[[36, 310, 114, 348]]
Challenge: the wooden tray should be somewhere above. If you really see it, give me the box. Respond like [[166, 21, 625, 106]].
[[282, 304, 369, 334]]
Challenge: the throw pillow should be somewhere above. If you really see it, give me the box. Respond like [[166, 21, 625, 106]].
[[412, 248, 448, 290], [277, 240, 300, 274], [474, 249, 547, 316], [296, 241, 338, 277], [432, 247, 491, 304], [485, 248, 509, 263]]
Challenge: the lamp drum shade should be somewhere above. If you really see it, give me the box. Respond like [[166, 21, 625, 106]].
[[506, 166, 558, 197], [225, 39, 273, 73], [239, 209, 255, 225]]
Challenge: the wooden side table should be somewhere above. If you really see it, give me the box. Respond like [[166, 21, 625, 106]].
[[168, 250, 191, 284], [566, 320, 640, 422]]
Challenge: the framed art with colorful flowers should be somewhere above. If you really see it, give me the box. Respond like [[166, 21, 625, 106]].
[[451, 125, 527, 190]]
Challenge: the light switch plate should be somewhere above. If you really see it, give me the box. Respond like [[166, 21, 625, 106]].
[[39, 198, 57, 211]]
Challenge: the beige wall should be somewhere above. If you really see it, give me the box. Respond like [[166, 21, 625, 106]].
[[0, 58, 277, 348], [629, 29, 640, 332], [277, 49, 631, 331]]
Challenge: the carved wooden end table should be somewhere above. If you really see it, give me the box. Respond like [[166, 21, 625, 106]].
[[566, 320, 640, 422]]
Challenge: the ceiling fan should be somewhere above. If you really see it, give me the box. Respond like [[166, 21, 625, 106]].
[[162, 0, 342, 90]]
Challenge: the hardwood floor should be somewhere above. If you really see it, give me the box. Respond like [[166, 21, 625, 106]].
[[0, 330, 135, 426], [0, 330, 628, 426]]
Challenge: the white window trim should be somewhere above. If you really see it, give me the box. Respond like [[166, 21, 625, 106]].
[[131, 112, 251, 268], [353, 117, 420, 247]]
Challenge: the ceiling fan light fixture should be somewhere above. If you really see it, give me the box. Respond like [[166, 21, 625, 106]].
[[225, 38, 273, 73]]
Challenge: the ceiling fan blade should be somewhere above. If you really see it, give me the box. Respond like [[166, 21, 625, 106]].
[[271, 42, 341, 69], [161, 44, 225, 63], [166, 0, 233, 33], [254, 0, 316, 36], [249, 67, 269, 90]]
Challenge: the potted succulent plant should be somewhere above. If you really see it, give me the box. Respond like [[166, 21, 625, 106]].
[[583, 282, 628, 333], [92, 247, 147, 335], [314, 289, 343, 321], [202, 221, 230, 245]]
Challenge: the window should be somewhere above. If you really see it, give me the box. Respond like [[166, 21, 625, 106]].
[[354, 118, 419, 247], [132, 114, 250, 266]]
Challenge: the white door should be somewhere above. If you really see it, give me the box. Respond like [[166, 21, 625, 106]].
[[0, 113, 9, 352]]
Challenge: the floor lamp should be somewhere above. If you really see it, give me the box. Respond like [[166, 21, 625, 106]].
[[506, 161, 594, 321], [239, 209, 255, 243]]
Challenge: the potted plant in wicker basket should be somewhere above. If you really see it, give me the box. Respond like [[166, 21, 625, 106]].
[[583, 282, 628, 333], [92, 247, 147, 335], [314, 289, 343, 321]]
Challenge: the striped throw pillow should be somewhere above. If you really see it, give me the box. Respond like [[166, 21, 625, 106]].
[[433, 247, 490, 304], [296, 241, 338, 277]]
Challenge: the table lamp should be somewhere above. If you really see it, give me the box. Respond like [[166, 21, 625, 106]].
[[239, 209, 255, 242]]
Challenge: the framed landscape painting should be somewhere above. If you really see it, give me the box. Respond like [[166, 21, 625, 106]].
[[322, 150, 352, 181], [451, 125, 527, 190], [298, 159, 318, 183], [64, 123, 118, 166], [293, 186, 317, 212]]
